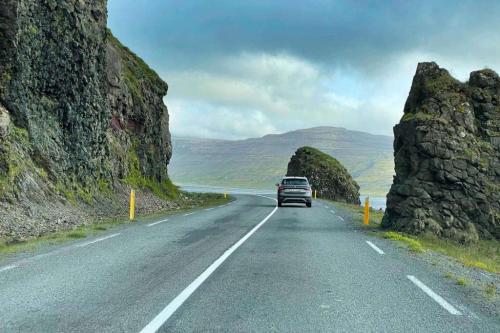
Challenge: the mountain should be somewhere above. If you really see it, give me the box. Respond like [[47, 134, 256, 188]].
[[169, 127, 395, 196]]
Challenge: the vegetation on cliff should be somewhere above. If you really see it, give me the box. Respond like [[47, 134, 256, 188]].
[[0, 0, 177, 241], [286, 146, 360, 204]]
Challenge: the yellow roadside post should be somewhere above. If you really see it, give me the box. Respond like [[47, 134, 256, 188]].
[[129, 189, 136, 221], [364, 197, 370, 225], [224, 192, 227, 199], [314, 190, 317, 199]]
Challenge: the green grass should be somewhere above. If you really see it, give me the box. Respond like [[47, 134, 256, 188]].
[[67, 230, 88, 239], [485, 283, 497, 299], [416, 235, 499, 274], [456, 277, 469, 286], [443, 272, 469, 287], [384, 231, 425, 253]]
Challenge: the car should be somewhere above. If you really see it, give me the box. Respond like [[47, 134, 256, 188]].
[[276, 176, 312, 208]]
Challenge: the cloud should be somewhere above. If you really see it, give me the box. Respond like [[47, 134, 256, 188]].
[[166, 53, 364, 139], [108, 0, 500, 139]]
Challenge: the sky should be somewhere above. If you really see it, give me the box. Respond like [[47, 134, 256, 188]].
[[108, 0, 500, 140]]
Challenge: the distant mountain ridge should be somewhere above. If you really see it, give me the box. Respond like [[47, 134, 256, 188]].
[[169, 126, 395, 196]]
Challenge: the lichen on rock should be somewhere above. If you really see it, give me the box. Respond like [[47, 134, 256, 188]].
[[382, 62, 500, 243], [286, 147, 361, 204]]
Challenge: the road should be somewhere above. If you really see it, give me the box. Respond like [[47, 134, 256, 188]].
[[0, 194, 498, 332]]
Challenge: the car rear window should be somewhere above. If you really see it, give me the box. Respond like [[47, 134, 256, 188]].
[[282, 178, 308, 185]]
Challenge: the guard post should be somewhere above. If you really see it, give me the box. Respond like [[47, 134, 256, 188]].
[[363, 197, 370, 225], [129, 189, 136, 221]]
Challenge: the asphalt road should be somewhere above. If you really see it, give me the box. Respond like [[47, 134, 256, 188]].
[[0, 194, 498, 332]]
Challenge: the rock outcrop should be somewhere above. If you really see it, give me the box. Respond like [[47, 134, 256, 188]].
[[287, 147, 360, 204], [0, 1, 173, 240], [382, 62, 500, 242]]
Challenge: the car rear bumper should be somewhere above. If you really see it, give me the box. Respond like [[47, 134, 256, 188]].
[[278, 194, 312, 204]]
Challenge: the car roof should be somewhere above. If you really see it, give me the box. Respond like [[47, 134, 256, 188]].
[[282, 176, 308, 180]]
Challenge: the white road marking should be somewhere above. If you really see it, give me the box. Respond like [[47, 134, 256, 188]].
[[140, 206, 279, 333], [147, 219, 169, 227], [324, 205, 329, 208], [218, 201, 234, 208], [0, 265, 17, 273], [407, 275, 462, 315], [76, 233, 121, 248], [366, 241, 385, 255], [204, 207, 214, 211], [337, 216, 345, 221], [256, 195, 278, 202], [183, 212, 195, 216], [330, 210, 336, 214]]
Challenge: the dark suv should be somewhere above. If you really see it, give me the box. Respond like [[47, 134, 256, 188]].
[[276, 176, 312, 207]]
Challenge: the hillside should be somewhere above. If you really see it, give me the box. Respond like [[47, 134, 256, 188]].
[[169, 127, 394, 196]]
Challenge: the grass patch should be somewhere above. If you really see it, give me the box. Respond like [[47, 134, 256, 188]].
[[444, 272, 469, 286], [93, 225, 108, 231], [456, 277, 469, 286], [67, 230, 87, 239], [384, 231, 425, 253], [485, 283, 497, 299], [417, 235, 499, 274]]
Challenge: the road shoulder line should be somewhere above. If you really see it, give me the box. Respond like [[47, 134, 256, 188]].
[[0, 265, 17, 273], [407, 275, 462, 315], [366, 241, 385, 254], [147, 219, 169, 227], [76, 233, 121, 248]]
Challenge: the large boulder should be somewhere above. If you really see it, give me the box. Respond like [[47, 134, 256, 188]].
[[286, 147, 360, 204], [382, 62, 500, 242]]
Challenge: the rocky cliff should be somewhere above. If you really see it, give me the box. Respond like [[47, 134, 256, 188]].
[[382, 62, 500, 242], [287, 147, 360, 204], [0, 0, 173, 240]]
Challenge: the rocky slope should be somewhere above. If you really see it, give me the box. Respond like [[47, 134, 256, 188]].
[[286, 147, 361, 204], [382, 62, 500, 242], [170, 127, 394, 196], [0, 1, 174, 240]]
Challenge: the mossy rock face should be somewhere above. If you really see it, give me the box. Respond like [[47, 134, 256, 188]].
[[286, 147, 361, 204], [0, 1, 174, 240], [383, 62, 500, 242]]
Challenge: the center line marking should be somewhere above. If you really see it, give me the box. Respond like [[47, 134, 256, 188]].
[[147, 219, 169, 227], [330, 210, 336, 214], [366, 241, 385, 254], [183, 212, 195, 216], [140, 205, 279, 333], [76, 233, 121, 247], [407, 275, 462, 315], [0, 265, 17, 273], [337, 216, 344, 221]]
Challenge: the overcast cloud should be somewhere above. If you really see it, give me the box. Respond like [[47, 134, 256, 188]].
[[108, 0, 500, 139]]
